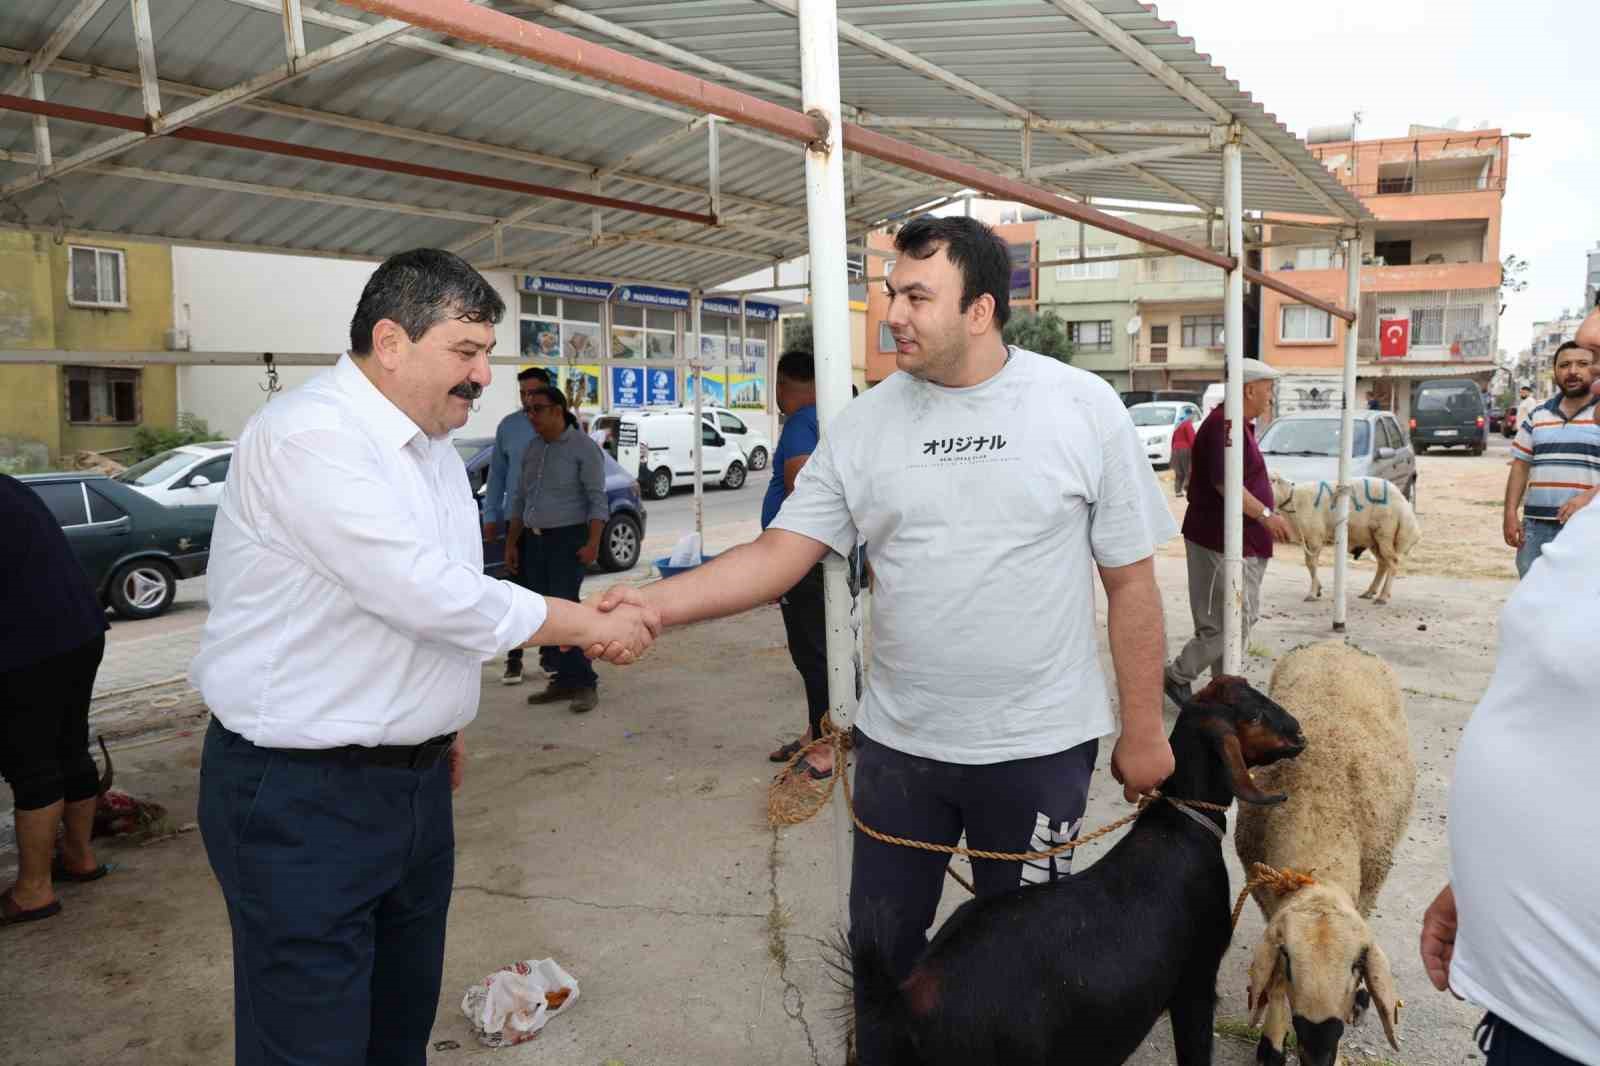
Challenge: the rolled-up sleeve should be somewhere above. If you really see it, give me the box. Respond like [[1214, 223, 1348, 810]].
[[581, 440, 609, 523], [1089, 403, 1179, 568], [268, 428, 547, 657]]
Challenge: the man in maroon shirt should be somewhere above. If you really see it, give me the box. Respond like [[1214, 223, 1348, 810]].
[[1164, 359, 1294, 707]]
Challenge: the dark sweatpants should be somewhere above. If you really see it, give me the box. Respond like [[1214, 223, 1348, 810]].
[[1478, 1014, 1586, 1066], [848, 727, 1099, 1064], [779, 565, 829, 739], [521, 525, 597, 689], [0, 635, 105, 810]]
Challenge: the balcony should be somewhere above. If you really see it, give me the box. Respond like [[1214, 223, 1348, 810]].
[[1346, 176, 1505, 197]]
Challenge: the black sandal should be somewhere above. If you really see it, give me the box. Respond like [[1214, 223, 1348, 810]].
[[52, 860, 113, 884], [768, 739, 804, 763], [1, 889, 61, 927]]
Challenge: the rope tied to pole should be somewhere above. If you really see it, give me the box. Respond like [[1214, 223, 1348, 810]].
[[766, 717, 1232, 895]]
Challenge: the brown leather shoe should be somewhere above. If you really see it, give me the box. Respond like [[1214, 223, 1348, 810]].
[[568, 687, 598, 714], [528, 684, 584, 705]]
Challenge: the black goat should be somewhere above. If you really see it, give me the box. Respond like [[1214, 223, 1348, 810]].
[[850, 676, 1307, 1066]]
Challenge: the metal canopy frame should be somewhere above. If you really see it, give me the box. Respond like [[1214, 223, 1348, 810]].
[[1, 0, 1372, 932]]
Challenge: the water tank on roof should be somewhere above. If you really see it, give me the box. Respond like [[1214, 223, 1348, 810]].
[[1306, 122, 1356, 145]]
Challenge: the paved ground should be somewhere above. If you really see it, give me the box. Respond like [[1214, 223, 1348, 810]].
[[1, 451, 1519, 1065]]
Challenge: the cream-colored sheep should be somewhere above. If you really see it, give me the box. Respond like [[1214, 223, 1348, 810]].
[[1235, 641, 1416, 1066], [1271, 475, 1421, 606]]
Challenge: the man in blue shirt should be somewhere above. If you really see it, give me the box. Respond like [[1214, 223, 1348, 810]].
[[484, 367, 550, 684], [762, 350, 832, 779]]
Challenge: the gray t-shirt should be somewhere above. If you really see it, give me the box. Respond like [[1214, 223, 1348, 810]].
[[770, 348, 1177, 764]]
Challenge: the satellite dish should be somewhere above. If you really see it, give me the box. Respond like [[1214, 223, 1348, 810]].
[[1125, 315, 1143, 335]]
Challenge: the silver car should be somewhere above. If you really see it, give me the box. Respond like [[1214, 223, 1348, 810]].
[[1258, 411, 1417, 503]]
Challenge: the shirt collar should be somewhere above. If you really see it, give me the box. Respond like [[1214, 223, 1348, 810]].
[[333, 353, 427, 451]]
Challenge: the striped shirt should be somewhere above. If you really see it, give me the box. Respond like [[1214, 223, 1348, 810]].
[[1512, 395, 1600, 522]]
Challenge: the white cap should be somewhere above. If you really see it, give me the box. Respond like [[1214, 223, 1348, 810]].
[[1240, 358, 1281, 383]]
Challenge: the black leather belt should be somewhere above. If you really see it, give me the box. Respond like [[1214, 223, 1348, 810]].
[[277, 731, 456, 770]]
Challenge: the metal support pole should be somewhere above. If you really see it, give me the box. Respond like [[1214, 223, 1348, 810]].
[[798, 0, 857, 936], [690, 292, 705, 544], [129, 0, 163, 121], [1332, 229, 1361, 633], [707, 116, 721, 221], [29, 74, 51, 169], [1221, 135, 1245, 676]]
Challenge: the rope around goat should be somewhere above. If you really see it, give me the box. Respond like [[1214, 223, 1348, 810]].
[[1229, 861, 1318, 930], [767, 718, 1231, 892]]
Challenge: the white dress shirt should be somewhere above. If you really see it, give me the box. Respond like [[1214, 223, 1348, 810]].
[[191, 355, 547, 749]]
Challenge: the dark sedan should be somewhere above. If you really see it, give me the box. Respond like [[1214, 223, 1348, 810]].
[[453, 438, 646, 574], [21, 473, 215, 620]]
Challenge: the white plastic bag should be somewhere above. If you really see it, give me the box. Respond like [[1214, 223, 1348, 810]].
[[460, 958, 580, 1048], [667, 531, 702, 568]]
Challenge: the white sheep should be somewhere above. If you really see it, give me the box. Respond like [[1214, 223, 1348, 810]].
[[1270, 475, 1421, 606], [1235, 640, 1416, 1066]]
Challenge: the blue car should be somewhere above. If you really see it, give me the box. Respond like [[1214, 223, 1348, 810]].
[[454, 438, 646, 575]]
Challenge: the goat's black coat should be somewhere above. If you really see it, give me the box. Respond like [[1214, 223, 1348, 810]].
[[851, 692, 1301, 1066]]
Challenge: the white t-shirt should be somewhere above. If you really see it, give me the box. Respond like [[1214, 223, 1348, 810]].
[[1448, 500, 1600, 1062], [770, 348, 1177, 764]]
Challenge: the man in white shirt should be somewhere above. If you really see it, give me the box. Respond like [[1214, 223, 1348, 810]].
[[597, 216, 1177, 1063], [192, 249, 655, 1066], [1419, 499, 1600, 1066]]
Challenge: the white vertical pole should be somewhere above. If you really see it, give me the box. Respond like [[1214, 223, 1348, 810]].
[[1221, 134, 1245, 675], [1332, 229, 1361, 632], [798, 0, 857, 937], [691, 292, 704, 544], [707, 117, 721, 221], [29, 74, 52, 169]]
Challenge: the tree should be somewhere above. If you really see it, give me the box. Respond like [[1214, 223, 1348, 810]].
[[1002, 310, 1075, 363], [131, 412, 222, 462], [1499, 253, 1529, 317]]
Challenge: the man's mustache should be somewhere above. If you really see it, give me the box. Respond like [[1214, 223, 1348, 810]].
[[450, 380, 484, 401]]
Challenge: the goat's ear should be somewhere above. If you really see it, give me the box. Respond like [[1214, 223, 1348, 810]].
[[1247, 931, 1285, 1026], [1204, 727, 1288, 805], [1361, 942, 1402, 1050]]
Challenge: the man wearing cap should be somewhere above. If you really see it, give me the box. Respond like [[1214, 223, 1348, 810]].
[[1164, 358, 1294, 706]]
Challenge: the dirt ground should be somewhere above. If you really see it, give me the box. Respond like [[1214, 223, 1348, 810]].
[[0, 447, 1523, 1066]]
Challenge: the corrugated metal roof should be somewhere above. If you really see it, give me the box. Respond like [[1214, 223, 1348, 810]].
[[0, 0, 1364, 288]]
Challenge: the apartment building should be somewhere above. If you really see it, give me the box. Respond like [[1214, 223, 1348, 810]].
[[1260, 126, 1510, 422]]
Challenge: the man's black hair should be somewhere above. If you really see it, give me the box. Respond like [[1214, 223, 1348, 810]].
[[350, 248, 504, 356], [892, 215, 1012, 328], [1554, 340, 1592, 362], [776, 349, 815, 383], [517, 366, 551, 384], [533, 384, 569, 411]]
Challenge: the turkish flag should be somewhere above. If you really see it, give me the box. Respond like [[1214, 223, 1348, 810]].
[[1379, 318, 1409, 359]]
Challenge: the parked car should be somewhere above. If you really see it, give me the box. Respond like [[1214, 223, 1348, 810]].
[[114, 441, 235, 507], [454, 437, 647, 574], [1202, 382, 1226, 417], [1128, 401, 1200, 467], [21, 473, 214, 619], [1409, 377, 1488, 455], [595, 408, 749, 500], [592, 406, 772, 474], [1258, 411, 1417, 502], [1120, 389, 1202, 409]]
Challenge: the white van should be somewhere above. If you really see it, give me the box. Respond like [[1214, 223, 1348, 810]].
[[601, 409, 750, 500], [1202, 382, 1225, 417]]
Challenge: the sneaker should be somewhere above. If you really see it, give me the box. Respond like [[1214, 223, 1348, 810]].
[[500, 659, 524, 686], [1163, 674, 1192, 709], [569, 687, 598, 714], [528, 684, 584, 705]]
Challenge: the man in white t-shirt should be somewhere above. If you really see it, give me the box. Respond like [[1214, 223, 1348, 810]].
[[597, 216, 1178, 1062], [1419, 500, 1600, 1066]]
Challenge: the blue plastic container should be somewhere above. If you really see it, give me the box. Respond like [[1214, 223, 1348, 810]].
[[655, 552, 720, 579]]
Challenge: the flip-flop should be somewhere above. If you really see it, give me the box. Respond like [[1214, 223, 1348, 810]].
[[51, 860, 115, 884], [0, 889, 62, 927], [774, 760, 833, 783], [768, 739, 804, 763]]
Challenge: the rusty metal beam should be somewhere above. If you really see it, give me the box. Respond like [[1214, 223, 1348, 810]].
[[0, 93, 718, 226]]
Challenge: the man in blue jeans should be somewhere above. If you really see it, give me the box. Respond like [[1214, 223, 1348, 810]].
[[507, 385, 610, 713], [1502, 342, 1599, 577]]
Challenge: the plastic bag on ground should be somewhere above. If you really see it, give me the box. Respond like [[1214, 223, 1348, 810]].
[[460, 958, 580, 1048], [666, 531, 702, 568]]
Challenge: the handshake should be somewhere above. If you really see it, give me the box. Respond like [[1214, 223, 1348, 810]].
[[573, 586, 660, 665]]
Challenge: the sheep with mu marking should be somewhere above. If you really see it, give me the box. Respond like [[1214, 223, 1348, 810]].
[[1270, 475, 1421, 606], [1235, 640, 1416, 1066]]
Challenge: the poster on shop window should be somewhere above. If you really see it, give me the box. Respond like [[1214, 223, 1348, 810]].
[[521, 319, 560, 360], [610, 366, 644, 409], [646, 366, 676, 405], [685, 368, 725, 405], [726, 339, 767, 409]]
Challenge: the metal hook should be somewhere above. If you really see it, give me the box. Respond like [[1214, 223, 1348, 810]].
[[259, 352, 282, 399]]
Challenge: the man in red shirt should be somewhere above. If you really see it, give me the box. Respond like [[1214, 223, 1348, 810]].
[[1163, 359, 1294, 707], [1170, 408, 1198, 497]]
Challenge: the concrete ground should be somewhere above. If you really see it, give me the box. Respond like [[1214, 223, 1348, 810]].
[[0, 450, 1518, 1065]]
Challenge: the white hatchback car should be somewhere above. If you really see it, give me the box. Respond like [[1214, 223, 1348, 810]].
[[703, 407, 773, 471], [1129, 402, 1200, 467], [115, 441, 235, 507]]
